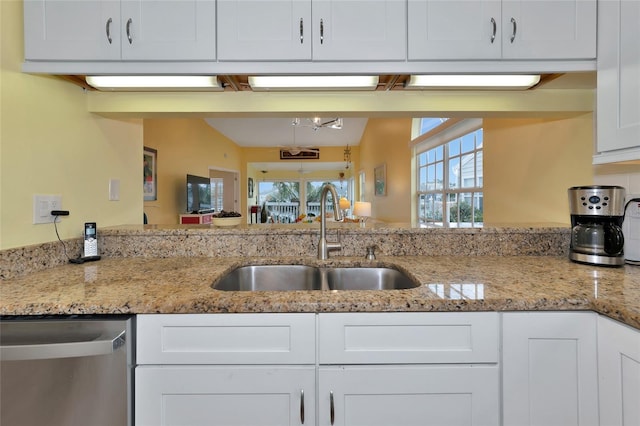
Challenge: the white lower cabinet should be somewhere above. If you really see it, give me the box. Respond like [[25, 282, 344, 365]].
[[135, 312, 500, 426], [136, 366, 315, 426], [502, 312, 599, 426], [598, 316, 640, 426], [318, 365, 499, 426]]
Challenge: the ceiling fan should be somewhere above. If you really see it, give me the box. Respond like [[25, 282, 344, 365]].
[[292, 117, 343, 131], [278, 121, 321, 155]]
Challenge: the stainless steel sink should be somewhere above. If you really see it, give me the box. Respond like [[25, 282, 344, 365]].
[[325, 267, 418, 290], [213, 265, 322, 291], [212, 265, 419, 291]]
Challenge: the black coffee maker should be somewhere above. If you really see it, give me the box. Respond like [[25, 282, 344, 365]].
[[568, 185, 626, 266]]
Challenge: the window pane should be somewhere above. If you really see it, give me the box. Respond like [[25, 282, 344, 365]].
[[462, 134, 475, 153], [449, 139, 460, 157], [435, 145, 444, 161], [420, 118, 448, 135], [449, 157, 460, 189], [435, 162, 444, 190], [461, 152, 476, 188], [474, 192, 484, 225], [418, 167, 427, 191], [475, 130, 484, 149], [476, 152, 483, 186], [418, 152, 427, 166], [427, 164, 435, 187]]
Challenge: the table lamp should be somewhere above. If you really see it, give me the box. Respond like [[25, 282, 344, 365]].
[[339, 197, 351, 212], [353, 201, 371, 227]]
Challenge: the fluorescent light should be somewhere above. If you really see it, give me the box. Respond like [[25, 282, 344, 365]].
[[85, 76, 223, 91], [249, 75, 379, 91], [405, 74, 541, 90]]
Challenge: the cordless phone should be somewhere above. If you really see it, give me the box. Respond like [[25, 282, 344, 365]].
[[77, 222, 101, 262]]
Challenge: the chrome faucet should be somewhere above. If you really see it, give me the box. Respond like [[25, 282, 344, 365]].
[[318, 183, 344, 260]]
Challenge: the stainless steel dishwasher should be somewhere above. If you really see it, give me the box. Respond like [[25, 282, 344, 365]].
[[0, 315, 134, 426]]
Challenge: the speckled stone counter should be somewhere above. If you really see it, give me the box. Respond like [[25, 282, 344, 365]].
[[1, 255, 638, 330]]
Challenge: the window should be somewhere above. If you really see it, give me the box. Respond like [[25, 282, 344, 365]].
[[211, 178, 224, 211], [256, 178, 352, 223], [414, 118, 483, 228]]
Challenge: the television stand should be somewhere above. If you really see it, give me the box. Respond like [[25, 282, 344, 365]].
[[179, 212, 214, 225]]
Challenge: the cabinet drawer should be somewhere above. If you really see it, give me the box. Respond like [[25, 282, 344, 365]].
[[318, 312, 498, 364], [137, 313, 315, 364]]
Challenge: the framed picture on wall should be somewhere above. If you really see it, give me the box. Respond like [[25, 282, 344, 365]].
[[248, 177, 254, 198], [143, 147, 157, 201], [374, 163, 386, 196]]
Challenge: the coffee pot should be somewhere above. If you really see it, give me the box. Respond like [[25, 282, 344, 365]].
[[568, 186, 626, 266]]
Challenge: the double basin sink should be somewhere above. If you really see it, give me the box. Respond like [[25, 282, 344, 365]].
[[213, 265, 419, 291]]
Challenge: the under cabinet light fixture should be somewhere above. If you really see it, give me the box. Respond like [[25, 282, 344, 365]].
[[248, 75, 379, 91], [85, 76, 223, 91], [405, 74, 541, 90]]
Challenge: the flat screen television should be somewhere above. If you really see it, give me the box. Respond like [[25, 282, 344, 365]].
[[186, 174, 213, 213]]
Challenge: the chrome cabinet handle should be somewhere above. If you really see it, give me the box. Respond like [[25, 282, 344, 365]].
[[510, 17, 517, 43], [330, 391, 335, 425], [300, 389, 305, 423], [320, 18, 324, 44], [105, 17, 113, 44], [299, 18, 304, 44], [490, 17, 496, 44], [126, 18, 133, 44]]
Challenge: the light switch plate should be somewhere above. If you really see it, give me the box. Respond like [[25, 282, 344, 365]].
[[33, 194, 62, 224], [109, 178, 120, 201]]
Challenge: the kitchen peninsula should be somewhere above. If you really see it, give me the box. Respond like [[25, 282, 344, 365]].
[[2, 224, 639, 425], [1, 224, 638, 330]]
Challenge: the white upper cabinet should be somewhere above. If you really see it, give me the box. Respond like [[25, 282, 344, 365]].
[[501, 0, 596, 59], [408, 0, 596, 61], [594, 0, 640, 163], [408, 0, 502, 60], [24, 0, 121, 60], [218, 0, 312, 61], [120, 0, 216, 60], [218, 0, 407, 62], [24, 0, 216, 62]]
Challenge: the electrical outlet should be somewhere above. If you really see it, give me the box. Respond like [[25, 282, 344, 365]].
[[33, 194, 62, 224]]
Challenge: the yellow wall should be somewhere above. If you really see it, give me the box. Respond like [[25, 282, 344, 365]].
[[483, 114, 594, 225], [1, 0, 142, 250], [359, 118, 413, 223], [143, 118, 242, 224]]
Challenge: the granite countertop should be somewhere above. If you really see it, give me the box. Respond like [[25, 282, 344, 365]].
[[1, 255, 638, 329]]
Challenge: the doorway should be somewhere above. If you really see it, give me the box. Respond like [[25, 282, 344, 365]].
[[209, 168, 239, 213]]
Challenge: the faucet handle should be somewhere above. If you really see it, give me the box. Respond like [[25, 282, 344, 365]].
[[365, 245, 377, 260]]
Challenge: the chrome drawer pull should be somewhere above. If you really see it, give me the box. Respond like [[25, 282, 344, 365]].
[[490, 17, 496, 44], [510, 17, 517, 43], [320, 18, 324, 44], [300, 18, 304, 44], [126, 18, 133, 44], [330, 391, 335, 425], [105, 17, 113, 44], [300, 389, 305, 423]]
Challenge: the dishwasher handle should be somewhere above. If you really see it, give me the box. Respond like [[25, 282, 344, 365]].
[[0, 329, 126, 361]]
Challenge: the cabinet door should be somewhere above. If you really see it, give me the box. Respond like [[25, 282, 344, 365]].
[[408, 0, 501, 60], [502, 312, 599, 426], [218, 0, 312, 61], [598, 316, 640, 426], [24, 0, 121, 60], [594, 0, 640, 162], [318, 365, 500, 426], [312, 0, 406, 61], [501, 0, 596, 59], [120, 0, 216, 60], [136, 366, 315, 426]]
